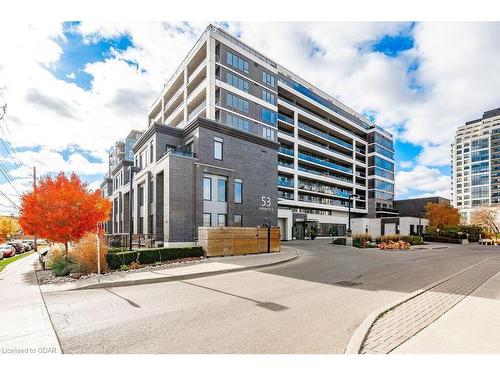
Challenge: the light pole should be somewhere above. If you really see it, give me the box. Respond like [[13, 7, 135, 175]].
[[347, 193, 358, 237], [128, 166, 141, 251]]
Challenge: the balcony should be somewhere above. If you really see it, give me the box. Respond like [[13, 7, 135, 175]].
[[278, 178, 294, 188], [298, 194, 349, 207], [187, 101, 206, 122], [298, 136, 352, 160], [278, 147, 294, 156], [298, 180, 351, 198], [278, 191, 294, 200], [298, 122, 353, 150], [298, 152, 352, 174], [278, 113, 294, 125], [298, 165, 352, 185]]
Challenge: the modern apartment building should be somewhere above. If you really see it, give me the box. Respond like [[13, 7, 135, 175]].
[[101, 24, 395, 243], [451, 107, 500, 223]]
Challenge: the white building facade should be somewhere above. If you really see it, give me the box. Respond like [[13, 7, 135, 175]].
[[451, 107, 500, 223]]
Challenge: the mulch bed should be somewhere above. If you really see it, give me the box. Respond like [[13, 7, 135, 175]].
[[36, 256, 207, 284]]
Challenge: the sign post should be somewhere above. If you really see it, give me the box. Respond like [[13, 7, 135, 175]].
[[96, 224, 101, 283]]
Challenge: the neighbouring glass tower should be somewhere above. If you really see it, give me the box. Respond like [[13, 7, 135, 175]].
[[451, 107, 500, 222]]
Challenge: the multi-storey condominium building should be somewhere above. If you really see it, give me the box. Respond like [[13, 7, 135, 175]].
[[101, 24, 395, 243], [451, 107, 500, 222]]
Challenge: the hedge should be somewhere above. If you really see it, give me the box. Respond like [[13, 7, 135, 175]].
[[423, 236, 461, 244], [106, 247, 204, 269], [332, 238, 346, 245]]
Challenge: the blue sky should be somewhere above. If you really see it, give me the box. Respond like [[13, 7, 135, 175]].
[[3, 21, 500, 214]]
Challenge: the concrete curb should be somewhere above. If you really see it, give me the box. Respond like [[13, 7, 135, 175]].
[[344, 254, 500, 354], [71, 247, 301, 291]]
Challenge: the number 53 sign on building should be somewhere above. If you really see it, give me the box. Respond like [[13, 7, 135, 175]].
[[259, 196, 273, 211]]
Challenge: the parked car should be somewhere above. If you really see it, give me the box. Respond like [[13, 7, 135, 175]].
[[0, 244, 16, 258], [21, 241, 32, 251], [6, 242, 23, 254], [0, 250, 3, 260]]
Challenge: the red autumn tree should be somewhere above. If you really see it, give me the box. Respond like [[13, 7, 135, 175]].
[[19, 172, 111, 254], [425, 201, 461, 230]]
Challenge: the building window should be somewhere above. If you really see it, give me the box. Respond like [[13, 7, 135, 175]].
[[203, 213, 211, 227], [218, 179, 227, 202], [203, 177, 212, 200], [235, 179, 242, 203], [139, 185, 144, 206], [234, 214, 242, 227], [226, 71, 249, 92], [226, 92, 249, 113], [262, 71, 276, 87], [218, 214, 227, 227], [150, 141, 154, 163], [262, 127, 275, 140], [226, 51, 249, 74], [226, 113, 250, 133], [262, 90, 276, 105], [261, 108, 277, 125], [214, 137, 223, 160]]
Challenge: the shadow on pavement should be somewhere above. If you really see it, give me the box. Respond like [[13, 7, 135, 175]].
[[105, 288, 141, 308], [181, 280, 289, 312]]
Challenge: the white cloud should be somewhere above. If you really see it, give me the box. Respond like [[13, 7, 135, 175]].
[[398, 160, 414, 169], [66, 72, 75, 79], [396, 165, 451, 198], [1, 21, 499, 213]]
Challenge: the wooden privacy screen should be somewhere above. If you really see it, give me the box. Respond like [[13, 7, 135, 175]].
[[198, 227, 281, 257]]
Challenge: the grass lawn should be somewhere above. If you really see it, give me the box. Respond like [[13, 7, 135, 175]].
[[0, 251, 34, 272]]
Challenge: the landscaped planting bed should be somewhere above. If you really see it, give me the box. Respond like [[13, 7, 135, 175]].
[[106, 247, 204, 269]]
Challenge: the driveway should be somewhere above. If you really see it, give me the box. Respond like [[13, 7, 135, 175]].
[[40, 240, 500, 353]]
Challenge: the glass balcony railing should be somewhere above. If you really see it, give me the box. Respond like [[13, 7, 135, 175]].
[[165, 147, 196, 158], [298, 165, 352, 184], [278, 127, 294, 137], [298, 122, 352, 150], [278, 160, 294, 169], [278, 113, 294, 125], [278, 178, 294, 188], [278, 191, 294, 200], [278, 147, 294, 156], [298, 136, 352, 160], [298, 194, 350, 207], [298, 181, 351, 198], [298, 153, 352, 174]]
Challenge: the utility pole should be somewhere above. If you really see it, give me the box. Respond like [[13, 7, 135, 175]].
[[33, 166, 37, 251]]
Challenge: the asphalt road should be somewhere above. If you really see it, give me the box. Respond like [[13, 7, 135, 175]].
[[42, 240, 500, 354]]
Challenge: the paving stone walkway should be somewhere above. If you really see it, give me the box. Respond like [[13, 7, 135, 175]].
[[360, 256, 500, 354]]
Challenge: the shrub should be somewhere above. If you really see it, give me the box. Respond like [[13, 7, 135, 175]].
[[106, 246, 204, 269], [402, 236, 423, 246], [49, 250, 78, 276], [70, 232, 109, 274], [353, 233, 377, 248], [332, 238, 346, 245], [458, 224, 483, 242], [423, 235, 461, 244], [119, 264, 129, 271]]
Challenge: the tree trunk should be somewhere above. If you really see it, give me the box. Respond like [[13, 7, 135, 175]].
[[64, 242, 68, 255]]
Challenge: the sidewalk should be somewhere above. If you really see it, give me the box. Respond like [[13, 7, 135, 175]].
[[40, 246, 300, 293], [0, 253, 61, 354], [393, 268, 500, 354]]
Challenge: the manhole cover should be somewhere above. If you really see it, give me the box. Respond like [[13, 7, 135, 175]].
[[334, 281, 362, 287]]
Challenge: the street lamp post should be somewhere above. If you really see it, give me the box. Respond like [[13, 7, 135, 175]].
[[347, 194, 358, 237], [128, 166, 141, 251]]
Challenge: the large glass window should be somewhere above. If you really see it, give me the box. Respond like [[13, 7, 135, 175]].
[[218, 179, 227, 202], [203, 177, 211, 200], [203, 213, 211, 227], [226, 71, 249, 92], [472, 174, 489, 186], [226, 51, 249, 73], [234, 214, 242, 227], [262, 71, 276, 87], [218, 214, 227, 227], [262, 90, 276, 104], [214, 137, 223, 160], [226, 113, 250, 133], [471, 138, 489, 151], [472, 186, 489, 199], [235, 180, 242, 203], [226, 92, 249, 113], [471, 149, 489, 162], [472, 162, 489, 174], [262, 127, 275, 140], [261, 108, 277, 125], [369, 156, 394, 172]]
